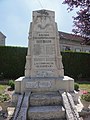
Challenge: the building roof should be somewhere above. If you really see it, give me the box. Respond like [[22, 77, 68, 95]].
[[0, 32, 6, 38], [59, 31, 85, 44]]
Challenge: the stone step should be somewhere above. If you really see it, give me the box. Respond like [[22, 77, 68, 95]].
[[30, 92, 62, 106], [28, 105, 66, 120]]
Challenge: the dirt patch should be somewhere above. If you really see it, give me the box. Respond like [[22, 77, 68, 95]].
[[0, 86, 14, 119]]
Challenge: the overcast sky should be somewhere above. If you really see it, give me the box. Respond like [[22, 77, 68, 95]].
[[0, 0, 77, 47]]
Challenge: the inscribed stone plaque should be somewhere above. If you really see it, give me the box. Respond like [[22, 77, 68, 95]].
[[26, 82, 38, 88], [39, 81, 51, 88]]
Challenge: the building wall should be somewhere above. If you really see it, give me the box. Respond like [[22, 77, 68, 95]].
[[0, 37, 5, 46], [0, 32, 6, 46], [60, 38, 90, 53]]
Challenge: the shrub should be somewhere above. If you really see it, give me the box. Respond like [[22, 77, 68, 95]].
[[0, 94, 10, 102], [8, 80, 15, 90], [74, 83, 79, 91], [81, 92, 90, 102]]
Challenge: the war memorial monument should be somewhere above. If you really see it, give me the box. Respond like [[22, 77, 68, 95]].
[[12, 10, 80, 120]]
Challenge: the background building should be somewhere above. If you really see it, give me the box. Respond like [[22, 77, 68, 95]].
[[59, 31, 90, 53], [0, 30, 89, 52], [0, 32, 6, 46]]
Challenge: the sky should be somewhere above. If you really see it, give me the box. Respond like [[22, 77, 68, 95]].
[[0, 0, 77, 47]]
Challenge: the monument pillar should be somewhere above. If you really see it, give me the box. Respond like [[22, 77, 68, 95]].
[[14, 10, 74, 94], [25, 10, 64, 78]]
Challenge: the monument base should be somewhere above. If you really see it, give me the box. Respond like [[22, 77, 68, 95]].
[[12, 76, 74, 104], [15, 76, 74, 94]]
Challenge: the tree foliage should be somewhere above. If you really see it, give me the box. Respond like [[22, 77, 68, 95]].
[[63, 0, 90, 41]]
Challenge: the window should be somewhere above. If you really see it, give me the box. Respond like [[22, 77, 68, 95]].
[[85, 50, 90, 53], [63, 46, 71, 51], [75, 48, 81, 52]]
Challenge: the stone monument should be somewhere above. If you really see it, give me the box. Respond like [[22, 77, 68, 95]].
[[14, 9, 74, 97], [25, 10, 64, 78], [12, 10, 78, 120]]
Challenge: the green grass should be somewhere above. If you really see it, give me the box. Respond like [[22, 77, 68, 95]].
[[0, 84, 8, 94], [79, 84, 90, 92], [77, 81, 90, 92]]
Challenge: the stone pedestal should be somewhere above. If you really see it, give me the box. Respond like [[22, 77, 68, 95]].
[[15, 76, 74, 94]]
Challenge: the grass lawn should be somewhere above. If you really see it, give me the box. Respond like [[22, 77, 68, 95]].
[[77, 81, 90, 92], [79, 84, 90, 92], [0, 84, 8, 94]]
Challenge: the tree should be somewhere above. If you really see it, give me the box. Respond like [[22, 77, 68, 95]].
[[63, 0, 90, 42]]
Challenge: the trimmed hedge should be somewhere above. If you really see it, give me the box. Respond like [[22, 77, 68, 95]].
[[0, 46, 90, 80], [62, 51, 90, 80], [0, 46, 27, 79]]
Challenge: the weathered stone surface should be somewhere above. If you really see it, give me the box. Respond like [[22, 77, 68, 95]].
[[26, 81, 38, 88], [13, 9, 75, 120], [13, 92, 31, 120], [26, 81, 51, 88], [14, 9, 74, 94], [15, 77, 24, 94], [25, 76, 74, 93], [16, 108, 27, 120], [25, 9, 64, 78], [13, 94, 24, 120], [30, 92, 62, 106], [13, 76, 74, 94], [61, 92, 75, 120], [39, 81, 51, 88], [28, 106, 65, 120], [61, 92, 80, 120]]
